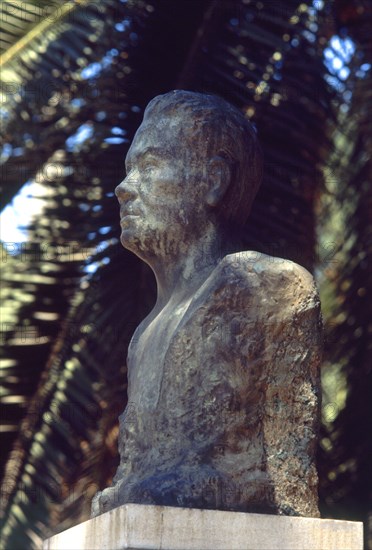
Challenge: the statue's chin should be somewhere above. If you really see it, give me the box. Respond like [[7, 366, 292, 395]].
[[119, 235, 153, 266], [120, 230, 140, 251], [120, 233, 132, 248]]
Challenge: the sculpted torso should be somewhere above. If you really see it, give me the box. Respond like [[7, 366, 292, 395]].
[[99, 253, 320, 517], [92, 91, 321, 519]]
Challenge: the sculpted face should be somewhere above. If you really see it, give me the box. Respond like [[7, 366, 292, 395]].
[[115, 114, 209, 260]]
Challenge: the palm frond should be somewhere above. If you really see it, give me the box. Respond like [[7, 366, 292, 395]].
[[0, 0, 64, 55], [1, 0, 371, 548], [318, 1, 372, 528]]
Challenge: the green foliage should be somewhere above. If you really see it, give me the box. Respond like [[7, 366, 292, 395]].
[[0, 0, 371, 547]]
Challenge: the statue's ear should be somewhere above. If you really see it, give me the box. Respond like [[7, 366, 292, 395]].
[[205, 155, 233, 208]]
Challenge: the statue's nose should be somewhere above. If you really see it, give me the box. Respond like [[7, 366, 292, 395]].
[[115, 177, 137, 203], [115, 180, 126, 199]]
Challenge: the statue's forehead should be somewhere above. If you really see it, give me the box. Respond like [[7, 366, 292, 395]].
[[137, 113, 185, 138], [128, 116, 197, 161], [128, 124, 170, 157]]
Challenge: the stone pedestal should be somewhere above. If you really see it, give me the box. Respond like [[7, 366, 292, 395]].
[[43, 504, 363, 550]]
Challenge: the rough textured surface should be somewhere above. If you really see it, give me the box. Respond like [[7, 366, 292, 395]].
[[93, 254, 321, 517], [44, 504, 364, 550], [92, 91, 322, 518]]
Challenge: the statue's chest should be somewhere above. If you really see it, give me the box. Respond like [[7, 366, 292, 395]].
[[127, 301, 191, 407]]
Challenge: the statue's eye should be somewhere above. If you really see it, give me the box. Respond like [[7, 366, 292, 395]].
[[143, 161, 157, 174], [142, 154, 159, 171]]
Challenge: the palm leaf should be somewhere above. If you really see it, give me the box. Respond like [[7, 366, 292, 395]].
[[1, 0, 371, 547], [317, 2, 372, 532], [0, 1, 63, 54]]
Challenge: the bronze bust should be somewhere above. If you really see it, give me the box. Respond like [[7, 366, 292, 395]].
[[92, 90, 321, 518]]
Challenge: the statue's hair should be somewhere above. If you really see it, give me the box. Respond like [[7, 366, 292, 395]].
[[144, 90, 263, 228]]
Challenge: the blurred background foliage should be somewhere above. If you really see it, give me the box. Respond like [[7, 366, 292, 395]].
[[0, 0, 370, 547]]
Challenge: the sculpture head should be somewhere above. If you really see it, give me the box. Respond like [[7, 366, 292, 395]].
[[115, 90, 263, 259], [143, 91, 263, 227]]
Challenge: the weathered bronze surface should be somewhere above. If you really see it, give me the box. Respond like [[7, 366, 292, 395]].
[[92, 91, 322, 518]]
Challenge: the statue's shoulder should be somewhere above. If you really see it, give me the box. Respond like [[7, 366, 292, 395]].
[[218, 250, 315, 284], [184, 250, 320, 345], [204, 251, 319, 309]]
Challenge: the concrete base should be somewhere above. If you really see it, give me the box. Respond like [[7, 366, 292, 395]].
[[43, 504, 363, 550]]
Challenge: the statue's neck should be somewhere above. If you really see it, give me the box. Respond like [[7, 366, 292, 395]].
[[145, 225, 240, 312]]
